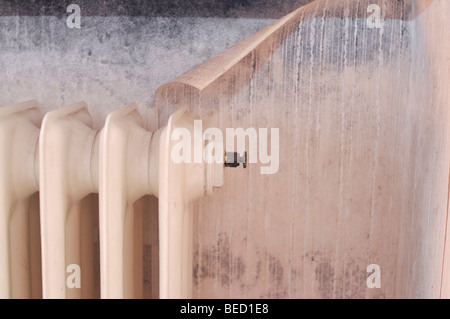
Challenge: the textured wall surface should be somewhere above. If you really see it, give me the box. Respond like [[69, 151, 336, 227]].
[[0, 0, 312, 18], [0, 1, 315, 127], [154, 0, 450, 298], [0, 16, 274, 128]]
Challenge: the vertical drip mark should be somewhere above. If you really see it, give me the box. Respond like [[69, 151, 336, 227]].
[[348, 0, 359, 298], [302, 0, 319, 297], [294, 10, 308, 299], [316, 0, 327, 152], [226, 71, 234, 298], [402, 13, 419, 297], [338, 0, 350, 298], [391, 14, 405, 299], [314, 0, 329, 298], [383, 3, 398, 299], [263, 36, 274, 298], [242, 51, 255, 298], [367, 0, 385, 296], [288, 19, 303, 299], [299, 10, 309, 300], [334, 0, 353, 299], [194, 85, 202, 299]]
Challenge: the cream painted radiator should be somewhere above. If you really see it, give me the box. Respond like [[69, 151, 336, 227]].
[[0, 100, 224, 299]]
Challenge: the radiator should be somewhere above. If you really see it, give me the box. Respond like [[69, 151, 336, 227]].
[[0, 100, 224, 299]]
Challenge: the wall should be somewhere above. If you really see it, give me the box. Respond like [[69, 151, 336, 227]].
[[154, 0, 450, 298]]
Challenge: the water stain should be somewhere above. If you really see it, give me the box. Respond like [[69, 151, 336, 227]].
[[315, 260, 335, 298], [193, 232, 245, 287], [266, 254, 287, 298]]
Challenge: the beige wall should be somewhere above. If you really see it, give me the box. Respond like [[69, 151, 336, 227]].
[[155, 0, 450, 298]]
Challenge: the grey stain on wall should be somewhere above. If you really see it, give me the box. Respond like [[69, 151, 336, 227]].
[[0, 16, 274, 127], [0, 0, 312, 18], [193, 232, 246, 287]]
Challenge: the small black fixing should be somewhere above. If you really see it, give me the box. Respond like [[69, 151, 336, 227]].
[[224, 152, 247, 168]]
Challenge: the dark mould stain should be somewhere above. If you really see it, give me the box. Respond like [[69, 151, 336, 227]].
[[291, 268, 300, 281], [193, 232, 245, 287], [315, 261, 335, 298], [255, 259, 262, 281], [268, 254, 284, 286], [0, 0, 313, 19], [305, 250, 378, 298], [267, 254, 287, 298]]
